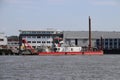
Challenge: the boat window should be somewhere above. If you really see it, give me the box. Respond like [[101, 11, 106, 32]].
[[57, 48, 60, 50], [71, 48, 73, 51]]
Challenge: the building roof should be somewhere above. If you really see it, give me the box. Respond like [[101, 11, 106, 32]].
[[64, 31, 120, 39], [19, 29, 63, 34], [19, 28, 62, 32]]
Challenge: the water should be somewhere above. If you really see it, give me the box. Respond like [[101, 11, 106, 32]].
[[0, 55, 120, 80]]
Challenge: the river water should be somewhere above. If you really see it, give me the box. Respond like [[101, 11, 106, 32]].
[[0, 55, 120, 80]]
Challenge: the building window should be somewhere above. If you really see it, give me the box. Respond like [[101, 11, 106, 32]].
[[42, 41, 46, 43], [28, 41, 31, 43], [14, 43, 18, 44], [114, 39, 117, 42], [96, 39, 100, 42], [118, 39, 120, 43], [105, 39, 108, 42], [47, 41, 51, 43], [37, 36, 41, 38], [118, 43, 120, 47], [32, 46, 36, 48], [42, 32, 45, 34], [27, 36, 31, 38], [114, 42, 117, 45], [114, 45, 117, 49], [109, 39, 113, 42], [37, 46, 41, 48], [32, 31, 36, 34], [47, 36, 50, 38], [32, 41, 36, 43], [50, 32, 54, 34], [47, 32, 50, 34], [105, 42, 108, 45], [83, 39, 88, 43], [29, 31, 32, 34], [37, 41, 41, 43], [42, 36, 45, 38], [109, 39, 113, 46], [37, 32, 41, 34], [22, 36, 26, 38], [32, 36, 36, 38], [109, 42, 112, 46], [0, 39, 4, 41], [105, 45, 108, 49], [22, 31, 26, 34]]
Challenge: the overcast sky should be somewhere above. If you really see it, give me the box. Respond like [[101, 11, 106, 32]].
[[0, 0, 120, 36]]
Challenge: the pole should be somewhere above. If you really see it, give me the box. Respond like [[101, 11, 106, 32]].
[[100, 36, 103, 50], [88, 16, 92, 50]]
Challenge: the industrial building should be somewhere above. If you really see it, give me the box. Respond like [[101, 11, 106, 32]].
[[64, 31, 120, 50]]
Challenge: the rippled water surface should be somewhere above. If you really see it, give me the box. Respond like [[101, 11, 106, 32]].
[[0, 55, 120, 80]]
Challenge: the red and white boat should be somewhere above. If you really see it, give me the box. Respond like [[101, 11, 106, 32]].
[[20, 16, 104, 55], [37, 46, 103, 56]]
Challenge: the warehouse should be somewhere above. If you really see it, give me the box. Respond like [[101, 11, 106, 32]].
[[64, 31, 120, 50]]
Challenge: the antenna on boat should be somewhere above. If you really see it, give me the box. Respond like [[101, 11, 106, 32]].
[[88, 16, 92, 50]]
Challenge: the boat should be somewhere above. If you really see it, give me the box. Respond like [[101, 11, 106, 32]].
[[20, 16, 103, 55], [37, 46, 103, 56]]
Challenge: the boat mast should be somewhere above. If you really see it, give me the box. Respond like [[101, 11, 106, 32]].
[[88, 16, 92, 50]]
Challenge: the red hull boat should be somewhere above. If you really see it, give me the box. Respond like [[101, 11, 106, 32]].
[[38, 50, 103, 56]]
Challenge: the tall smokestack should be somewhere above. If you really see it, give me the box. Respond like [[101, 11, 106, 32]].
[[88, 16, 92, 50]]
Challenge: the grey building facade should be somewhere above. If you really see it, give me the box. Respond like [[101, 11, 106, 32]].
[[63, 31, 120, 50]]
